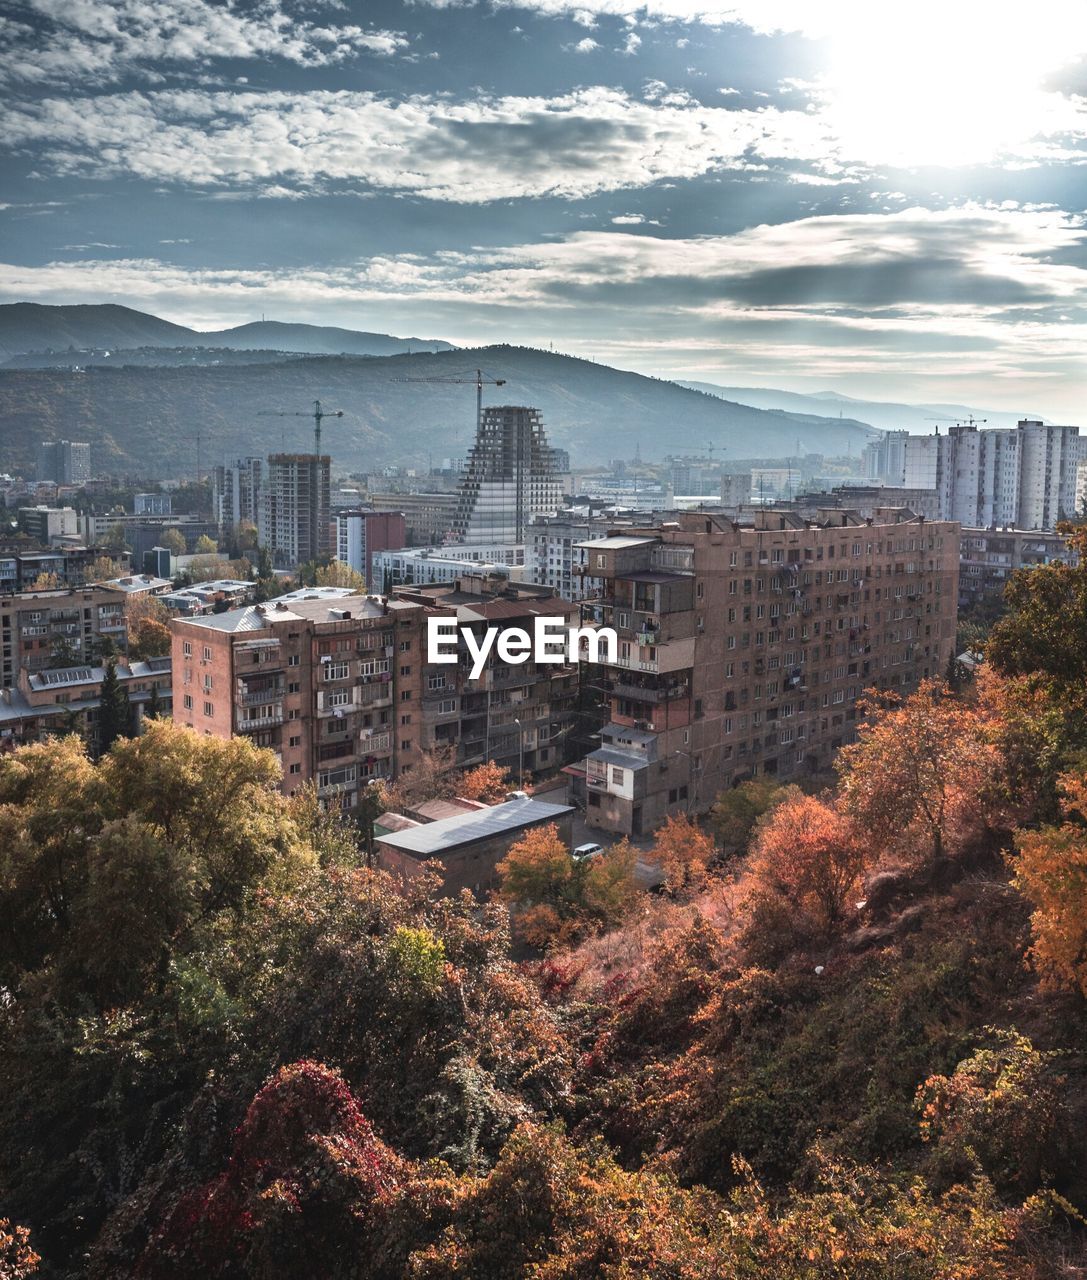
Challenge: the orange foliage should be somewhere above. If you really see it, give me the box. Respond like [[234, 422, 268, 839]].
[[1015, 770, 1087, 997], [837, 678, 1000, 864], [650, 813, 715, 894], [0, 1219, 39, 1278], [745, 792, 867, 934], [459, 760, 515, 804]]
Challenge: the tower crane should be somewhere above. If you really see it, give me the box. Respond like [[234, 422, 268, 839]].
[[257, 399, 344, 455], [391, 368, 506, 437], [924, 415, 987, 431]]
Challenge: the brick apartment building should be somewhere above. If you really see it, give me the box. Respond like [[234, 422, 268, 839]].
[[170, 593, 425, 809], [0, 585, 132, 686], [573, 508, 959, 838], [391, 573, 582, 781]]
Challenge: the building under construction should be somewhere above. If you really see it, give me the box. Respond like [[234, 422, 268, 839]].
[[450, 406, 566, 544]]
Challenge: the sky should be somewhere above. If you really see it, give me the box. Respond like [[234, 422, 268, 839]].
[[2, 0, 1087, 416]]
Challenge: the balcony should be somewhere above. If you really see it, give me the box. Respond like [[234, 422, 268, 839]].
[[240, 682, 286, 705], [360, 730, 392, 753], [237, 706, 284, 731], [607, 678, 689, 704]]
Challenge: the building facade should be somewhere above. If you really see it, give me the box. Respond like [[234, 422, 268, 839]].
[[170, 593, 425, 809], [527, 514, 626, 601], [450, 406, 565, 544], [373, 544, 526, 591], [958, 526, 1076, 609], [335, 509, 407, 588], [258, 453, 331, 568], [36, 440, 91, 486], [212, 457, 263, 532], [366, 491, 460, 546], [0, 585, 131, 686], [573, 509, 959, 838]]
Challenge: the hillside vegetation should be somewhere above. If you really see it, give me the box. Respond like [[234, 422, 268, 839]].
[[0, 345, 877, 475]]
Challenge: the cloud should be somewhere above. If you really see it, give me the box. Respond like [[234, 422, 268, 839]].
[[1, 85, 845, 202], [0, 0, 409, 87], [567, 36, 599, 51]]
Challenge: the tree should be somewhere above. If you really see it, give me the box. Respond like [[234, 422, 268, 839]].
[[743, 792, 867, 938], [129, 618, 172, 660], [103, 523, 131, 555], [193, 534, 219, 555], [1014, 769, 1087, 997], [315, 559, 366, 590], [459, 760, 513, 803], [383, 744, 458, 811], [710, 778, 789, 854], [159, 527, 187, 558], [497, 824, 637, 947], [187, 554, 233, 582], [28, 571, 60, 591], [145, 683, 162, 720], [96, 659, 131, 755], [837, 679, 998, 865], [0, 1219, 39, 1278], [649, 813, 715, 894], [86, 555, 124, 583]]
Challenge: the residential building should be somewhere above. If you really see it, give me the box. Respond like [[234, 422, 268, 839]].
[[3, 546, 128, 593], [170, 593, 425, 808], [80, 514, 219, 562], [528, 513, 629, 601], [212, 457, 263, 531], [0, 585, 132, 686], [897, 420, 1085, 531], [862, 430, 911, 484], [787, 486, 942, 522], [0, 657, 172, 752], [36, 440, 91, 486], [17, 506, 79, 544], [258, 453, 331, 568], [373, 544, 526, 591], [958, 526, 1076, 609], [335, 508, 407, 587], [392, 574, 581, 777], [366, 491, 460, 545], [450, 406, 565, 543], [719, 473, 753, 508], [572, 509, 959, 838], [376, 795, 574, 896], [160, 579, 254, 616]]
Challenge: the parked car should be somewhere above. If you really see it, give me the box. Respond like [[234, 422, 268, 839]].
[[572, 842, 604, 861]]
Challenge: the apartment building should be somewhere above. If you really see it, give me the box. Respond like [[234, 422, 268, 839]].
[[335, 509, 407, 588], [392, 575, 581, 779], [80, 513, 220, 561], [36, 440, 91, 486], [170, 593, 425, 809], [573, 509, 959, 838], [450, 406, 565, 544], [211, 457, 263, 532], [959, 526, 1076, 609], [258, 453, 331, 568], [365, 492, 460, 546], [883, 419, 1085, 531], [0, 585, 131, 686], [17, 506, 79, 544], [528, 513, 628, 601], [373, 544, 526, 590], [0, 657, 172, 752]]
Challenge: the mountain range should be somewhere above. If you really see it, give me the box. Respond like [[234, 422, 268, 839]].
[[680, 381, 1041, 432], [0, 303, 455, 362]]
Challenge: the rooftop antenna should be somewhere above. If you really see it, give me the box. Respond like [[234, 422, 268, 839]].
[[258, 398, 344, 454]]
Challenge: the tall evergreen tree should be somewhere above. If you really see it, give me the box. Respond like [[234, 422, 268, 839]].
[[97, 660, 131, 755]]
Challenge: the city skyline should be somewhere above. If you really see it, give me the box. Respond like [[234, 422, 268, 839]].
[[3, 2, 1087, 416]]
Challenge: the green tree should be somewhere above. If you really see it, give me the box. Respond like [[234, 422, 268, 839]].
[[315, 559, 366, 590], [710, 778, 789, 854], [159, 527, 187, 558], [96, 659, 130, 755], [193, 533, 219, 555]]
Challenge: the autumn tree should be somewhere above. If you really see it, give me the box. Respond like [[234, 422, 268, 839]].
[[315, 559, 366, 590], [159, 526, 187, 557], [837, 678, 998, 865], [649, 813, 715, 894], [85, 554, 124, 582], [1014, 769, 1087, 997], [459, 760, 514, 803], [497, 824, 637, 947], [193, 533, 219, 555], [0, 1219, 39, 1278], [383, 744, 459, 810], [102, 522, 131, 554], [187, 554, 234, 582], [28, 571, 59, 591], [125, 593, 171, 659], [743, 792, 867, 942]]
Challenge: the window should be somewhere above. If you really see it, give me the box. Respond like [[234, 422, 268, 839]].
[[400, 739, 412, 751], [398, 640, 411, 652], [401, 690, 412, 701], [400, 664, 411, 676], [324, 662, 349, 681], [438, 698, 457, 714], [327, 689, 350, 707], [610, 765, 624, 785], [203, 700, 213, 717], [289, 734, 301, 747], [289, 763, 301, 775], [288, 654, 300, 666], [183, 641, 192, 657], [203, 673, 213, 691], [288, 681, 301, 693], [202, 646, 211, 661], [400, 714, 412, 725], [183, 694, 192, 710], [428, 674, 446, 691]]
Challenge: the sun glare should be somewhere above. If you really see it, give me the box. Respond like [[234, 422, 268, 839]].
[[819, 0, 1086, 168]]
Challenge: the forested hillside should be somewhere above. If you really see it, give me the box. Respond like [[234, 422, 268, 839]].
[[5, 536, 1087, 1277], [0, 346, 878, 476]]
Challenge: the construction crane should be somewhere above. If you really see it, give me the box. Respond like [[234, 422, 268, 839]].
[[670, 441, 726, 461], [391, 368, 506, 437], [258, 399, 344, 455], [924, 415, 988, 431]]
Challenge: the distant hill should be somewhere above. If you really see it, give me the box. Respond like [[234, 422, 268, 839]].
[[0, 303, 455, 362], [0, 345, 879, 476], [680, 381, 1042, 432]]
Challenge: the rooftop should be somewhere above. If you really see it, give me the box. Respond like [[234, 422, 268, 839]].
[[375, 796, 573, 858]]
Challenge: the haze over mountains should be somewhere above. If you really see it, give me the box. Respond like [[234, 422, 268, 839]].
[[0, 303, 454, 362], [0, 331, 880, 478], [681, 381, 1041, 433]]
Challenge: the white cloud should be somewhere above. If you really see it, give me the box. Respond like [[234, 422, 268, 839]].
[[0, 0, 409, 87], [568, 36, 599, 51], [1, 86, 844, 202]]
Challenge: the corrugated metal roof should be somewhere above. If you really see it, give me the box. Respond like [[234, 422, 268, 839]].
[[586, 748, 649, 770], [376, 796, 573, 858]]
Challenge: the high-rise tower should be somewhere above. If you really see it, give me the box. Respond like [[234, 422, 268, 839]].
[[258, 453, 331, 568], [450, 406, 564, 544]]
